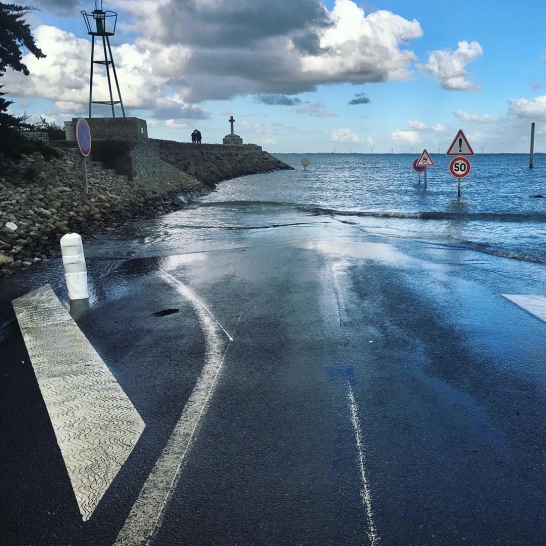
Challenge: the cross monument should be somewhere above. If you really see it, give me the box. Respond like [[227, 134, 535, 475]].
[[223, 113, 243, 146]]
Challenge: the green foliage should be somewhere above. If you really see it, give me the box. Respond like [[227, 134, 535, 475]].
[[29, 116, 66, 140], [0, 84, 29, 159], [23, 139, 61, 159], [0, 3, 49, 160], [0, 3, 45, 77]]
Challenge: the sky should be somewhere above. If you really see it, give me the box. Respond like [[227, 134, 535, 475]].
[[3, 0, 546, 153]]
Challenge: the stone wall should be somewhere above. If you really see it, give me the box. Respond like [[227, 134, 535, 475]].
[[152, 140, 262, 153], [89, 138, 292, 187], [151, 139, 292, 187], [68, 117, 148, 142]]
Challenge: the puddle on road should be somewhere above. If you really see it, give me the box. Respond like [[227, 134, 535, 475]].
[[296, 239, 405, 265]]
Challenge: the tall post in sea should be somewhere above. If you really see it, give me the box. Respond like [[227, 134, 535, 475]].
[[530, 122, 536, 169]]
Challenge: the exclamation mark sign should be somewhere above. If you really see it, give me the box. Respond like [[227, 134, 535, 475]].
[[459, 138, 463, 153]]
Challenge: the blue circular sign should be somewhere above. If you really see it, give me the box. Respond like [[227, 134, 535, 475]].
[[76, 119, 92, 156], [413, 158, 425, 173]]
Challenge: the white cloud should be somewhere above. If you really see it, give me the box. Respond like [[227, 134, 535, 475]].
[[241, 121, 269, 134], [301, 1, 423, 84], [331, 128, 362, 142], [165, 119, 190, 128], [408, 120, 446, 132], [3, 26, 88, 102], [296, 102, 337, 117], [4, 1, 425, 107], [2, 25, 201, 117], [118, 0, 423, 102], [257, 138, 277, 146], [508, 96, 546, 120], [390, 130, 420, 144], [454, 109, 496, 123], [420, 41, 483, 91]]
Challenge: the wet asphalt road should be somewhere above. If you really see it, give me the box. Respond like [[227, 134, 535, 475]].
[[2, 211, 546, 546]]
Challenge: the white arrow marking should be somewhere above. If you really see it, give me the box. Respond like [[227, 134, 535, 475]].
[[502, 294, 546, 323], [12, 285, 145, 521]]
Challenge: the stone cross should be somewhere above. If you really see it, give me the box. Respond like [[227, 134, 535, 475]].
[[229, 115, 235, 135]]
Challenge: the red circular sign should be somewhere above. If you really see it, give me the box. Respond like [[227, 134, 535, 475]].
[[450, 156, 471, 178], [76, 118, 92, 157], [413, 158, 425, 173]]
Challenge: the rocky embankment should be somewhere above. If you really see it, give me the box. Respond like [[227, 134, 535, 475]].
[[0, 150, 203, 277], [0, 144, 292, 277]]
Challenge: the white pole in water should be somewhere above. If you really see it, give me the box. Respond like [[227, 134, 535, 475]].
[[60, 233, 89, 300], [530, 122, 536, 169]]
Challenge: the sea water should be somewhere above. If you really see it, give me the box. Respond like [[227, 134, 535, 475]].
[[191, 153, 546, 264]]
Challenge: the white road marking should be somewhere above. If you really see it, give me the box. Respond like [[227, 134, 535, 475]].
[[12, 285, 145, 522], [502, 294, 546, 323], [163, 272, 233, 341], [347, 384, 379, 546], [114, 272, 232, 546], [328, 264, 380, 543]]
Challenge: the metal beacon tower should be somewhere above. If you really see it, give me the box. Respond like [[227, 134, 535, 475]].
[[81, 1, 126, 118]]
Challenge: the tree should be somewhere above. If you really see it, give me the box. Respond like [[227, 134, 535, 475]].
[[0, 84, 28, 157], [0, 3, 45, 76], [0, 2, 46, 159], [29, 116, 66, 140]]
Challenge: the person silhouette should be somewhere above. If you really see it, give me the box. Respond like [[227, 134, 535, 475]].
[[196, 130, 202, 144], [191, 130, 197, 143]]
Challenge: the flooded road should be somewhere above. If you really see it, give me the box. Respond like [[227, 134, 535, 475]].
[[2, 185, 546, 545]]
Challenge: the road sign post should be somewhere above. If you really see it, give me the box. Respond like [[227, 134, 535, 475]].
[[76, 119, 92, 197], [446, 130, 475, 157], [413, 158, 425, 184], [416, 150, 434, 189], [447, 130, 474, 197], [449, 156, 471, 197]]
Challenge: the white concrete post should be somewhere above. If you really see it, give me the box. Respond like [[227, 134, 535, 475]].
[[60, 233, 89, 300]]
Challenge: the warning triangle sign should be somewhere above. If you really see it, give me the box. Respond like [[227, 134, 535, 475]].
[[417, 149, 434, 166], [446, 129, 475, 156]]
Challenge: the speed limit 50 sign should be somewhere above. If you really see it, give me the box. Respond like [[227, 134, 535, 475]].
[[449, 156, 471, 178]]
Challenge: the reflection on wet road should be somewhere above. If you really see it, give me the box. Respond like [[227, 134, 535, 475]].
[[2, 190, 546, 545]]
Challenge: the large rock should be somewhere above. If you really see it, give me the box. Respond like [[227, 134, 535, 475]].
[[0, 252, 14, 265]]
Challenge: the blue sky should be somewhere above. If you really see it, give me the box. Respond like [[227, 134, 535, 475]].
[[4, 0, 546, 153]]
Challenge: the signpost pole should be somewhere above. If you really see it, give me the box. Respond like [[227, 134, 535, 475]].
[[415, 151, 433, 188], [530, 122, 536, 169], [447, 130, 474, 198], [81, 156, 88, 197], [76, 118, 92, 201]]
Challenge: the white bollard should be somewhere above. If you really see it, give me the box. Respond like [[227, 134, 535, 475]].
[[60, 233, 89, 300]]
